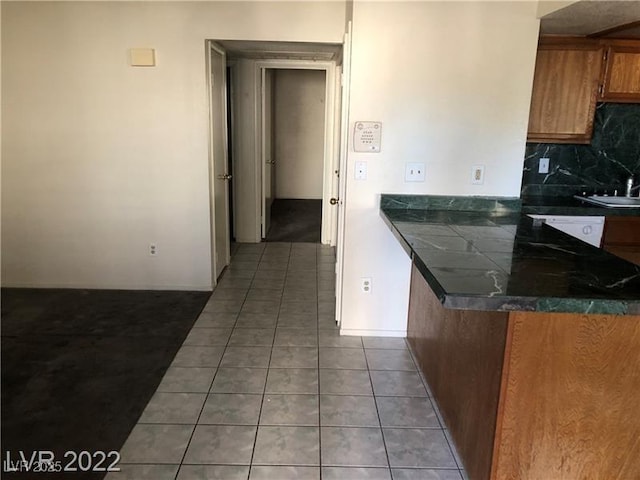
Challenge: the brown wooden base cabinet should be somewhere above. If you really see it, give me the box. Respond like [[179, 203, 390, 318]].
[[407, 265, 640, 480], [602, 216, 640, 266]]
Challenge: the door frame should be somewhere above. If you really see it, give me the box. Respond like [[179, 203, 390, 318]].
[[205, 40, 231, 286], [254, 60, 339, 245], [335, 21, 352, 327], [260, 68, 275, 239]]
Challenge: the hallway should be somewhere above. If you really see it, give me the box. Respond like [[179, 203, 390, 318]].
[[110, 242, 464, 480], [266, 200, 322, 243]]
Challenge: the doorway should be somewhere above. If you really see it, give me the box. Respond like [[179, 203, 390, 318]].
[[206, 41, 231, 283], [206, 39, 350, 328], [263, 68, 327, 242], [255, 59, 338, 246]]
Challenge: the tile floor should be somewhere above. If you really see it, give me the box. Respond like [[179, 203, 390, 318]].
[[108, 242, 466, 480]]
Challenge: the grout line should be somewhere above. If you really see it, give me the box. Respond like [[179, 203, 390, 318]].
[[405, 338, 464, 471], [248, 242, 289, 471], [171, 244, 257, 479], [316, 243, 323, 480], [135, 421, 443, 430], [364, 337, 394, 475]]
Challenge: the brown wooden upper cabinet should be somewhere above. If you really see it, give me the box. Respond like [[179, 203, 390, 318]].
[[527, 38, 603, 144], [527, 37, 640, 144], [601, 42, 640, 102]]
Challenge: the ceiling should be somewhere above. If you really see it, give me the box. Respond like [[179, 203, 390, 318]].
[[215, 40, 342, 62], [539, 0, 640, 37]]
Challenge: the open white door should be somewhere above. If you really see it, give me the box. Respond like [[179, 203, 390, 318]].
[[329, 65, 342, 247], [261, 68, 275, 239], [335, 22, 352, 327], [208, 41, 231, 282], [254, 59, 337, 245]]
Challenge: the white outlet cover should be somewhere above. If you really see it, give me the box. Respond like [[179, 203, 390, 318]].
[[405, 162, 425, 182], [471, 165, 485, 185], [539, 158, 550, 174]]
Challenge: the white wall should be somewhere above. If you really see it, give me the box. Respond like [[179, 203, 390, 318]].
[[339, 1, 540, 336], [231, 58, 261, 243], [273, 69, 326, 200], [1, 1, 345, 289]]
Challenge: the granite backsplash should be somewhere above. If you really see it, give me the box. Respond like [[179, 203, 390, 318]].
[[521, 103, 640, 197]]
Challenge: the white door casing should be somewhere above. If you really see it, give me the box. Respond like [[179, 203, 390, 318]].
[[329, 64, 342, 247], [335, 21, 352, 327], [207, 41, 231, 283]]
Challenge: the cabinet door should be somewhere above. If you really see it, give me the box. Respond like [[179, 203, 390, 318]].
[[527, 43, 603, 144], [602, 216, 640, 245], [601, 44, 640, 103], [602, 216, 640, 266]]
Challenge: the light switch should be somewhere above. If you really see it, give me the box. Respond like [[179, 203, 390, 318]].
[[130, 48, 156, 67], [355, 161, 367, 180]]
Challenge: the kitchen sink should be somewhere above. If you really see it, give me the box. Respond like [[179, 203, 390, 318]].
[[574, 195, 640, 208]]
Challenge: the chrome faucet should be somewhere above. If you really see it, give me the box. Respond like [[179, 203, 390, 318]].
[[626, 175, 640, 197], [626, 176, 634, 197]]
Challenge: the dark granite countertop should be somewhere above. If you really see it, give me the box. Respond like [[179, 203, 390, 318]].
[[381, 195, 640, 315], [521, 195, 640, 216]]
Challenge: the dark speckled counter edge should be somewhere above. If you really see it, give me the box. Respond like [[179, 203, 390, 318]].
[[380, 194, 522, 212], [521, 195, 640, 216], [381, 194, 640, 315]]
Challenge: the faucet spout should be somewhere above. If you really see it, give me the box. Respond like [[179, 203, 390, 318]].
[[626, 176, 636, 197]]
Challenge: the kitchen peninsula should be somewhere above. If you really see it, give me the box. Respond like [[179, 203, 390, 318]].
[[381, 194, 640, 480]]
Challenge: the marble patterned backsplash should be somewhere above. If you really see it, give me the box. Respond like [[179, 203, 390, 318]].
[[521, 103, 640, 197]]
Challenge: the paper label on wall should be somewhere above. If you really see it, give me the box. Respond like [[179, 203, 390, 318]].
[[353, 121, 382, 152]]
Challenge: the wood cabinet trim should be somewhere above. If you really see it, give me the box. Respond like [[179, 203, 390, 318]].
[[489, 316, 516, 480], [538, 35, 599, 48]]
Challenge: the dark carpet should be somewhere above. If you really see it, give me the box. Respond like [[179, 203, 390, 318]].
[[266, 198, 322, 243], [1, 288, 210, 479]]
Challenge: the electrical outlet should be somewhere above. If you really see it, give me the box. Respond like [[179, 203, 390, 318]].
[[405, 163, 425, 182], [539, 158, 550, 174], [355, 161, 367, 180], [471, 165, 485, 185], [361, 277, 372, 294], [149, 243, 158, 256]]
